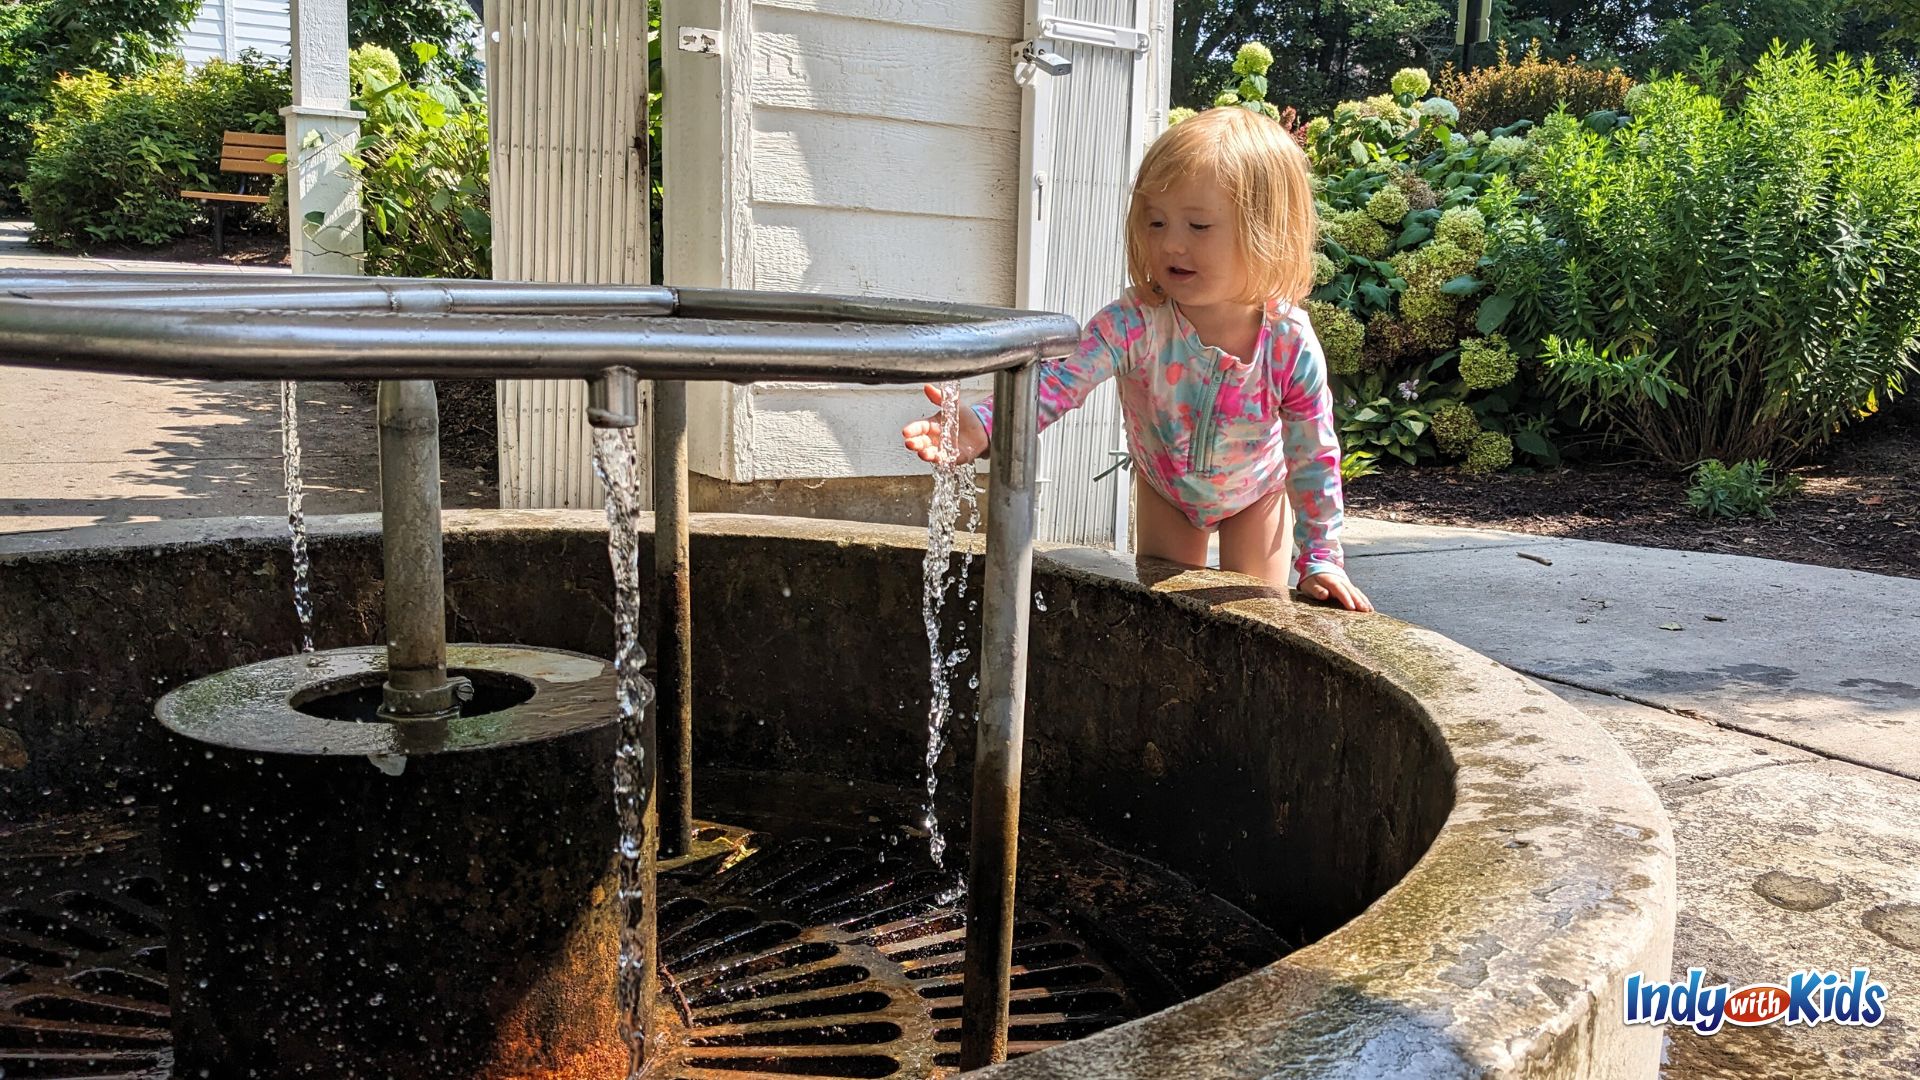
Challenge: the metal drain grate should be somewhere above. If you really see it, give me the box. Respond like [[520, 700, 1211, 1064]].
[[0, 818, 1136, 1079], [655, 827, 1137, 1079], [0, 817, 171, 1080]]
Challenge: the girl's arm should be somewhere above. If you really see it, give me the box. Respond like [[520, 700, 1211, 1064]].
[[970, 298, 1142, 437], [1276, 320, 1348, 584]]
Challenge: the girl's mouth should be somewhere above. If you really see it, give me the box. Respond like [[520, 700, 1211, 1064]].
[[1166, 265, 1197, 281]]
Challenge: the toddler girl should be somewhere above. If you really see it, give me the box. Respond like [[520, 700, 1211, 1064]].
[[903, 106, 1369, 611]]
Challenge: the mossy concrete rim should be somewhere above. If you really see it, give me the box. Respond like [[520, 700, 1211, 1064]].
[[0, 510, 1675, 1077]]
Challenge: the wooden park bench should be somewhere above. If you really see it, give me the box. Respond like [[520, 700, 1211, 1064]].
[[181, 130, 285, 256]]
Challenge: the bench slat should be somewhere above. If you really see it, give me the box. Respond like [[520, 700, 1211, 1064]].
[[223, 144, 281, 161], [181, 191, 272, 204], [222, 131, 285, 149], [217, 159, 284, 175]]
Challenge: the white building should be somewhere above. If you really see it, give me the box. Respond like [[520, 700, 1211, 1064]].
[[180, 0, 293, 64], [491, 0, 1173, 546]]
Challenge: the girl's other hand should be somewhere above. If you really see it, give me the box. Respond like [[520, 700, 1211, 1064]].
[[1299, 571, 1374, 612], [902, 384, 990, 466]]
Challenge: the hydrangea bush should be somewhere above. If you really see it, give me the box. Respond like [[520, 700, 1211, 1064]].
[[1179, 45, 1606, 473]]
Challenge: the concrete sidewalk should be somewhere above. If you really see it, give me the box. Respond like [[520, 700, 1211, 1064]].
[[1342, 518, 1920, 1079], [0, 222, 493, 531]]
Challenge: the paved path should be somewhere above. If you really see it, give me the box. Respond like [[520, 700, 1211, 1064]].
[[1342, 518, 1920, 1079], [0, 222, 493, 531]]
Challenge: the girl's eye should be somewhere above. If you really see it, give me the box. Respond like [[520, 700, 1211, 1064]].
[[1148, 220, 1165, 229], [1191, 223, 1212, 232]]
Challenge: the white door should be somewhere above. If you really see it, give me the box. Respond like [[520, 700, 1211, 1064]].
[[1014, 0, 1171, 548]]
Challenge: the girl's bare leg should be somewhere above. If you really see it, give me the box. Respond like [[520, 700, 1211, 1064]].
[[1217, 485, 1293, 585], [1133, 472, 1210, 567]]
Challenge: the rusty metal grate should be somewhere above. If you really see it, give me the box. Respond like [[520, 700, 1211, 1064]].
[[0, 818, 1135, 1079], [654, 826, 1136, 1078], [0, 817, 171, 1080]]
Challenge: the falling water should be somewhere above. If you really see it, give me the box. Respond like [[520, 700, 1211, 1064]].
[[591, 426, 650, 1078], [280, 381, 314, 653], [920, 381, 979, 873]]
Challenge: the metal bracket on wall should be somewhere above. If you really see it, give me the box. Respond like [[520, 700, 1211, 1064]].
[[1040, 15, 1150, 54], [678, 27, 723, 55]]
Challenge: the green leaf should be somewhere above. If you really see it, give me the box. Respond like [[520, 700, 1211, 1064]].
[[1440, 275, 1483, 296], [410, 42, 441, 65], [1395, 221, 1432, 248], [303, 211, 324, 225], [1239, 74, 1268, 102], [1358, 282, 1393, 308], [1476, 295, 1515, 334], [1349, 139, 1368, 165], [1513, 430, 1554, 458]]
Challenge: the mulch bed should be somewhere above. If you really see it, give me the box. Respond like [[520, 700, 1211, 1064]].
[[1345, 395, 1920, 580]]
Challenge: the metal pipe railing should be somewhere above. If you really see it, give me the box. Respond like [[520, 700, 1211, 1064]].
[[652, 380, 694, 858], [959, 365, 1041, 1070], [375, 380, 468, 721], [0, 270, 1076, 1071]]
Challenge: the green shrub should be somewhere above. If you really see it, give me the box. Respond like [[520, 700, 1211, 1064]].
[[1335, 370, 1439, 466], [345, 44, 491, 279], [21, 55, 288, 248], [1431, 402, 1479, 457], [1437, 40, 1634, 132], [1464, 430, 1514, 473], [1483, 46, 1920, 466], [1687, 459, 1796, 519], [0, 0, 200, 212]]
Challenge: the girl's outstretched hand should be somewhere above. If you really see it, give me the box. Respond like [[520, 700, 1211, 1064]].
[[1299, 571, 1374, 612], [901, 384, 990, 466]]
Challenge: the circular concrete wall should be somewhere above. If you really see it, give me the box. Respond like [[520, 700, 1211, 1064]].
[[0, 510, 1673, 1077]]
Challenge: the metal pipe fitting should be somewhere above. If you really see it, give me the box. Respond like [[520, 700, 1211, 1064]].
[[588, 368, 641, 429]]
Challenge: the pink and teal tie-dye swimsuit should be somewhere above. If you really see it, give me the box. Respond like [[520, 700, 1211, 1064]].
[[975, 289, 1347, 582]]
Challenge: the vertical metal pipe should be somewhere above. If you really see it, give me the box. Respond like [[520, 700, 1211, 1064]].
[[653, 379, 694, 857], [377, 379, 463, 720], [958, 362, 1040, 1070]]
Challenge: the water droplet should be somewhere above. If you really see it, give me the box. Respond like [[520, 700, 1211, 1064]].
[[1034, 592, 1048, 611]]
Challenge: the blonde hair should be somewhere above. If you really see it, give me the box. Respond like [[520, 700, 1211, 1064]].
[[1125, 107, 1318, 309]]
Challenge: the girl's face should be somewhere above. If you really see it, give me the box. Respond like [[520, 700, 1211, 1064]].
[[1141, 170, 1250, 312]]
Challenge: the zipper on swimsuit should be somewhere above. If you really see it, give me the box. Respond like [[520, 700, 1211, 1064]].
[[1188, 358, 1227, 474]]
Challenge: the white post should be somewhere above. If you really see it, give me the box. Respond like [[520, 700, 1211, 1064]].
[[281, 0, 364, 276]]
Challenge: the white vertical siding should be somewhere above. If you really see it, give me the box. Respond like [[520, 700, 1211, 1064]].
[[488, 0, 654, 509]]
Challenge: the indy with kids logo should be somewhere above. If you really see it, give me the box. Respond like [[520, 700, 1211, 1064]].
[[1626, 968, 1890, 1036]]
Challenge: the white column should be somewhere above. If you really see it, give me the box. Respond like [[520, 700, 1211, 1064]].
[[281, 0, 364, 276]]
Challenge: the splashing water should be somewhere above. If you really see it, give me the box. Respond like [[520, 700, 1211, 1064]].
[[280, 381, 313, 653], [592, 427, 650, 1078], [920, 381, 980, 874]]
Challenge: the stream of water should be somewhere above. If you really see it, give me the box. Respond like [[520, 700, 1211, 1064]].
[[280, 381, 313, 654], [919, 381, 980, 874], [591, 426, 650, 1078]]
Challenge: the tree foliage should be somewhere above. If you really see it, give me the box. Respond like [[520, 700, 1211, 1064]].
[[0, 0, 199, 209], [1173, 0, 1920, 112], [349, 0, 482, 86]]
